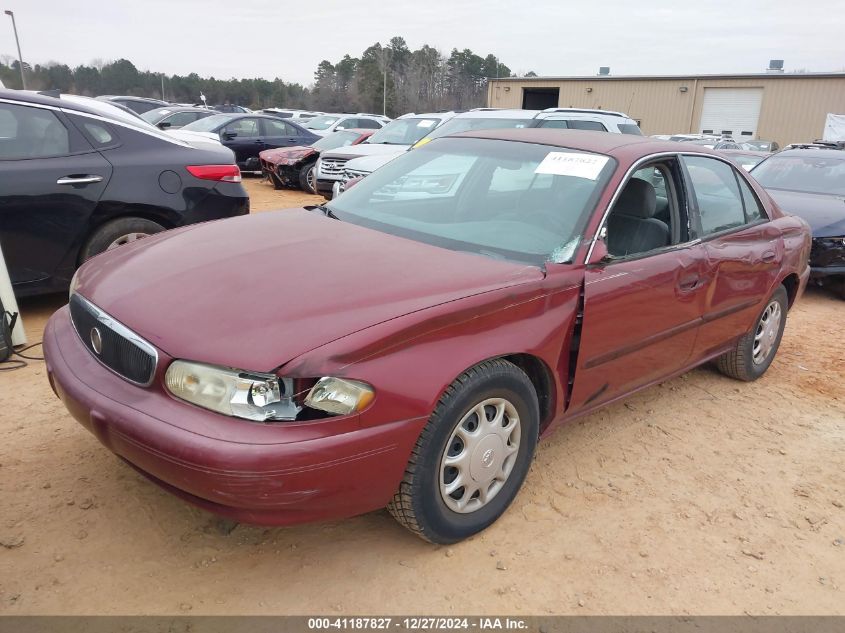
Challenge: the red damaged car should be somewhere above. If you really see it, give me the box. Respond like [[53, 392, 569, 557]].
[[44, 129, 811, 544], [259, 129, 374, 193]]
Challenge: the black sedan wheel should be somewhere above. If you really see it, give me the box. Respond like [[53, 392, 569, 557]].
[[388, 359, 539, 544], [80, 217, 165, 262]]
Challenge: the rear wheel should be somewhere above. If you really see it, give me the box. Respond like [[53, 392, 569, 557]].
[[80, 217, 165, 262], [299, 163, 317, 194], [716, 285, 788, 381], [388, 359, 539, 544]]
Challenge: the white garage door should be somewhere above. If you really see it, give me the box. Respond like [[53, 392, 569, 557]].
[[699, 88, 763, 139]]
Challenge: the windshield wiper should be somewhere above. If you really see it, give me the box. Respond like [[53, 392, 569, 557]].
[[316, 204, 339, 220]]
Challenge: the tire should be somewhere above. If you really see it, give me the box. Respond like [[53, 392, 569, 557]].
[[80, 217, 165, 262], [299, 162, 317, 194], [388, 358, 539, 544], [716, 285, 788, 381]]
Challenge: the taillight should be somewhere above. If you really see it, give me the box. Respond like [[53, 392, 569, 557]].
[[186, 164, 242, 183]]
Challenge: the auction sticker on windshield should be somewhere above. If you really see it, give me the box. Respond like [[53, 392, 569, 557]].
[[535, 152, 609, 179]]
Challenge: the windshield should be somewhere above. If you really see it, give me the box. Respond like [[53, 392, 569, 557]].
[[367, 117, 441, 145], [752, 155, 845, 196], [326, 137, 614, 265], [312, 130, 363, 151], [140, 108, 173, 123], [419, 117, 533, 143], [180, 114, 233, 132], [304, 115, 340, 130]]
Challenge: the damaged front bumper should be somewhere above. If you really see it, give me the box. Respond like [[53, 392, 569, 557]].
[[810, 236, 845, 278]]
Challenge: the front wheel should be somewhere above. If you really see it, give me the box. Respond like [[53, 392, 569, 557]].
[[388, 359, 539, 544], [299, 163, 317, 194], [716, 285, 788, 381]]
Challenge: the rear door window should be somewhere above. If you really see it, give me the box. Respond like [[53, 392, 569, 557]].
[[683, 155, 747, 236], [0, 103, 71, 159]]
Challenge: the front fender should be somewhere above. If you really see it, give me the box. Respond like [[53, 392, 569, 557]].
[[281, 270, 584, 431]]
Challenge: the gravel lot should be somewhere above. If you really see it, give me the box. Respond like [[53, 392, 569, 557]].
[[1, 178, 843, 615]]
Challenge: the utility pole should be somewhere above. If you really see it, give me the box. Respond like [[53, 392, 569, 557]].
[[160, 73, 165, 101], [4, 10, 26, 89], [381, 47, 390, 117]]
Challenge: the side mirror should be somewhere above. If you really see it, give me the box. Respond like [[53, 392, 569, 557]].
[[222, 131, 237, 140], [158, 121, 171, 129]]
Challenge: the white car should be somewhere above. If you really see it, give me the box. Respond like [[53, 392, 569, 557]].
[[334, 107, 643, 196], [261, 108, 322, 121], [303, 113, 391, 137], [314, 112, 456, 199]]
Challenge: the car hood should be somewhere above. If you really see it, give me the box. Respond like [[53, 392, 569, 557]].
[[76, 209, 541, 372], [259, 146, 315, 164], [345, 151, 404, 173], [323, 143, 413, 160], [766, 189, 845, 237]]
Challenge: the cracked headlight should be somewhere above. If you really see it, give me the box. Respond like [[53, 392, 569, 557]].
[[165, 360, 300, 421], [304, 377, 375, 416]]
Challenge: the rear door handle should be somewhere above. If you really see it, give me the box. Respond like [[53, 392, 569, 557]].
[[678, 274, 701, 291], [57, 175, 103, 185]]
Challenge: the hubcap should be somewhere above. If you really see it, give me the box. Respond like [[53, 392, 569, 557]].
[[306, 166, 316, 191], [106, 232, 149, 251], [439, 398, 521, 514], [752, 300, 782, 365]]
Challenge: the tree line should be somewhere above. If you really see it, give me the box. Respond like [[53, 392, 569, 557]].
[[0, 37, 526, 116]]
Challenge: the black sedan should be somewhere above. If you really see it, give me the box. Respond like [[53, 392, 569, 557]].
[[752, 148, 845, 299], [141, 106, 216, 130], [0, 89, 249, 298], [174, 113, 320, 171]]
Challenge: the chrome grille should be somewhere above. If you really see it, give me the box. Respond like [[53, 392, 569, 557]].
[[343, 169, 369, 182], [320, 157, 348, 176], [69, 294, 158, 386]]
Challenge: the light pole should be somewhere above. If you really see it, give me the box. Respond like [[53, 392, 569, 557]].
[[4, 10, 26, 89]]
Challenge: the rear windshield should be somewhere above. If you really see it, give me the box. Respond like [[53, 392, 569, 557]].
[[366, 118, 441, 145], [304, 115, 340, 130], [617, 123, 643, 135], [312, 130, 363, 151], [421, 117, 533, 143], [180, 114, 233, 132]]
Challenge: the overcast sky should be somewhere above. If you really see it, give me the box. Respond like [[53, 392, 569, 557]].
[[2, 0, 843, 85]]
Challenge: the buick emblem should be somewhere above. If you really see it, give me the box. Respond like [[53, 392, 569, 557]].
[[90, 327, 103, 355], [481, 448, 495, 468]]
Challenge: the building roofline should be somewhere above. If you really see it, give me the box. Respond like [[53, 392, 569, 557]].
[[492, 72, 845, 82]]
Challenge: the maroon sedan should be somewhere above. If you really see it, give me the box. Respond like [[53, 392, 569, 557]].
[[44, 129, 811, 544], [259, 129, 374, 193]]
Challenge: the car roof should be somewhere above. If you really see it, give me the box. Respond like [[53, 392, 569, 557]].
[[717, 149, 768, 157], [149, 105, 212, 114], [775, 148, 845, 159], [450, 128, 708, 157], [1, 88, 115, 118], [451, 108, 538, 119], [99, 95, 168, 103]]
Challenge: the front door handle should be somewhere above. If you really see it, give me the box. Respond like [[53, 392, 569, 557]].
[[57, 175, 103, 185], [761, 250, 776, 263]]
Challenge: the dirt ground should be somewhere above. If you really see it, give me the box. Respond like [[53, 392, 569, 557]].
[[1, 177, 843, 615]]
